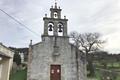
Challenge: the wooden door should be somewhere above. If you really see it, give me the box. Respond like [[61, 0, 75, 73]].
[[50, 65, 61, 80]]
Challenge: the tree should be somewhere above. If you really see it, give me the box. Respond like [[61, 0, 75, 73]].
[[13, 52, 21, 66], [93, 51, 108, 67], [70, 32, 105, 77]]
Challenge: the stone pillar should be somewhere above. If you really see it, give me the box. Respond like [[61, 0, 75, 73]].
[[63, 20, 68, 36], [54, 22, 58, 36], [27, 40, 32, 80], [44, 20, 48, 35]]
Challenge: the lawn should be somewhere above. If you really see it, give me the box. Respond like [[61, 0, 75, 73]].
[[10, 69, 27, 80], [88, 62, 120, 80], [9, 62, 120, 80], [95, 70, 120, 80]]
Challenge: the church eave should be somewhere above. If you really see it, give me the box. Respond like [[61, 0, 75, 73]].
[[42, 35, 69, 38], [50, 8, 62, 11], [43, 17, 68, 21], [31, 42, 43, 47]]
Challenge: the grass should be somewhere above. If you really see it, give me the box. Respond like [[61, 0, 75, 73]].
[[107, 63, 120, 68], [10, 69, 27, 80], [88, 62, 120, 80], [88, 70, 120, 80], [95, 70, 101, 80], [9, 62, 120, 80], [116, 75, 120, 80]]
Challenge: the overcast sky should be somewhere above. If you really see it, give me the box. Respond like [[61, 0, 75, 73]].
[[0, 0, 120, 53]]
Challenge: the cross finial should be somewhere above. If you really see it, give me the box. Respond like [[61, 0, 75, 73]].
[[55, 0, 57, 8], [55, 0, 57, 3], [30, 40, 32, 46]]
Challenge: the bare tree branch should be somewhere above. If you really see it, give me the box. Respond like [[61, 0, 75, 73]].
[[70, 32, 105, 55]]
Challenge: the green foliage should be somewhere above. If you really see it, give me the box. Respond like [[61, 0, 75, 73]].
[[88, 62, 120, 80], [13, 52, 21, 66]]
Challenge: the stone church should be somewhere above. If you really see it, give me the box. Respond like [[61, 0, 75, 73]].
[[27, 2, 86, 80]]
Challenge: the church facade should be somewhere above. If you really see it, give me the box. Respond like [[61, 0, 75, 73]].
[[27, 2, 86, 80]]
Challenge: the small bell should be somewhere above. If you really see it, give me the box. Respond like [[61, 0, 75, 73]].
[[58, 25, 62, 32], [49, 25, 52, 31]]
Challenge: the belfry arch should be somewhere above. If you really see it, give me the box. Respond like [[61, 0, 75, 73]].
[[48, 22, 54, 35]]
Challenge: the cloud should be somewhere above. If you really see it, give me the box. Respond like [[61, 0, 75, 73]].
[[0, 0, 120, 53]]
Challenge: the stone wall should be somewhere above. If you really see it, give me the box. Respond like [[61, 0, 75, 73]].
[[0, 43, 14, 80], [28, 36, 86, 80], [0, 43, 14, 58]]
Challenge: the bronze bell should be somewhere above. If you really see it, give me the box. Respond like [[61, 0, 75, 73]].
[[58, 25, 62, 32], [49, 25, 52, 31]]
